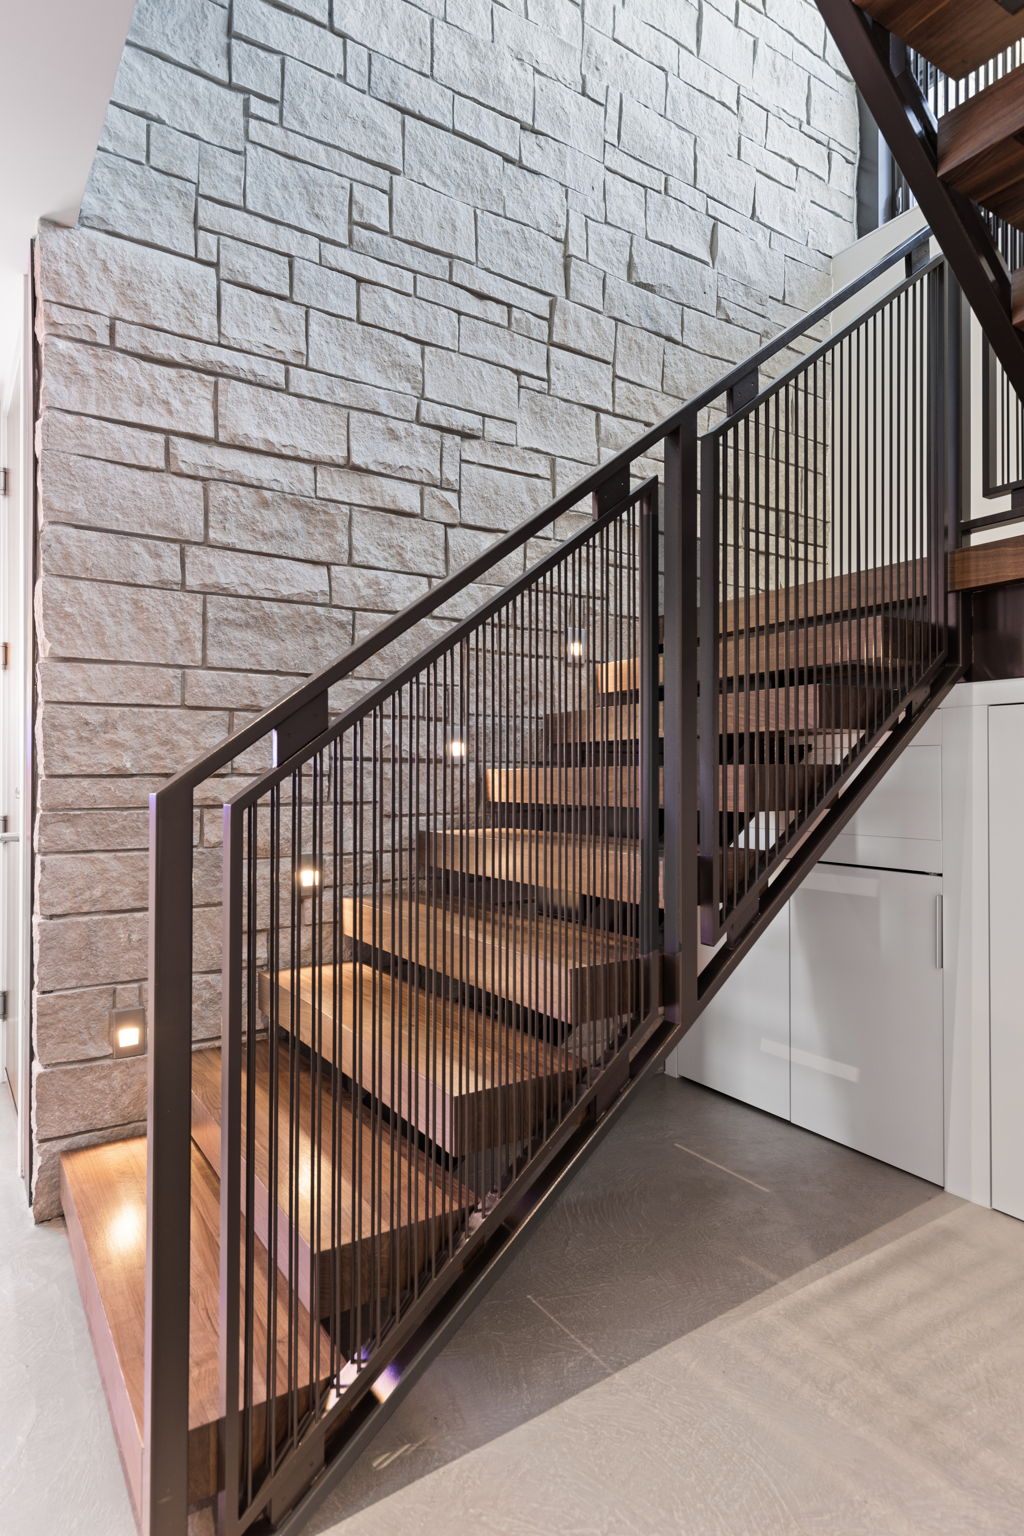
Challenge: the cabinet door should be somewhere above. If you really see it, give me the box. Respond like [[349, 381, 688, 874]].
[[790, 867, 944, 1184], [989, 705, 1024, 1222], [671, 906, 790, 1119]]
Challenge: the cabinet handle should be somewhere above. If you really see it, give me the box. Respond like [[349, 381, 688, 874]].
[[935, 894, 944, 971]]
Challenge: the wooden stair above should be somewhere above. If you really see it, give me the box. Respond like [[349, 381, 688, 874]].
[[853, 0, 1024, 77], [484, 763, 832, 813], [260, 961, 576, 1158], [60, 1138, 331, 1519], [191, 1039, 472, 1315], [938, 64, 1024, 233], [342, 896, 639, 1028], [949, 533, 1024, 591]]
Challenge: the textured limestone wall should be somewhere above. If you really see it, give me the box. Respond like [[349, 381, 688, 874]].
[[30, 0, 858, 1214]]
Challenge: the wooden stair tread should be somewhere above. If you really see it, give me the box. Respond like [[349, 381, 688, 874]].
[[191, 1040, 472, 1313], [545, 683, 884, 746], [948, 533, 1024, 591], [342, 896, 639, 1027], [260, 962, 576, 1157], [484, 763, 832, 813], [853, 0, 1024, 77], [60, 1138, 330, 1516], [716, 559, 927, 636], [597, 615, 931, 694], [938, 64, 1024, 232], [421, 826, 648, 905]]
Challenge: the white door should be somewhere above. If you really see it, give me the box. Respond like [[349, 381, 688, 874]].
[[670, 906, 790, 1119], [1, 281, 32, 1134], [988, 705, 1024, 1222], [790, 866, 944, 1184]]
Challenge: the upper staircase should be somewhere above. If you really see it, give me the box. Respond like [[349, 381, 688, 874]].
[[65, 7, 1024, 1527]]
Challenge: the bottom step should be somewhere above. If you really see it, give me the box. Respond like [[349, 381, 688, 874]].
[[60, 1138, 331, 1518]]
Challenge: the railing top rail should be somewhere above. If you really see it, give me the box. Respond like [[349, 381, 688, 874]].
[[154, 225, 930, 805]]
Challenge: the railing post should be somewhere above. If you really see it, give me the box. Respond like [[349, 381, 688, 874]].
[[661, 417, 700, 1034], [942, 266, 971, 659], [639, 481, 661, 1011], [144, 784, 194, 1536]]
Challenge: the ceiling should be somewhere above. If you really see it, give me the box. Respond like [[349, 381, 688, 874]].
[[0, 0, 136, 395]]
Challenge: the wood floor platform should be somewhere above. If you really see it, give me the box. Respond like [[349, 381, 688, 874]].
[[259, 962, 576, 1157], [853, 0, 1024, 78], [191, 1040, 473, 1314], [60, 1138, 331, 1518]]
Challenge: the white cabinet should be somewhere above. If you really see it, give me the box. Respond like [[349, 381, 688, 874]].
[[822, 714, 942, 875], [789, 866, 945, 1184], [672, 907, 790, 1119], [988, 705, 1024, 1222]]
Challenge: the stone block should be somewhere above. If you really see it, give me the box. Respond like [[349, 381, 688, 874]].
[[359, 286, 458, 349], [37, 661, 181, 708], [292, 259, 357, 317], [36, 809, 150, 856], [283, 59, 403, 170], [40, 305, 110, 346], [518, 389, 598, 462], [549, 347, 613, 409], [199, 198, 321, 260], [453, 96, 520, 159], [185, 545, 330, 603], [38, 851, 149, 918], [40, 452, 205, 540], [149, 124, 201, 183], [434, 20, 533, 121], [35, 985, 117, 1066], [315, 467, 421, 514], [198, 143, 244, 203], [207, 483, 350, 562], [478, 212, 566, 297], [245, 144, 349, 242], [81, 153, 196, 257], [370, 54, 452, 127], [219, 379, 349, 464], [129, 0, 229, 80], [534, 76, 605, 161], [40, 526, 182, 589], [460, 461, 548, 531], [42, 339, 215, 436], [424, 349, 519, 421], [307, 310, 422, 394], [34, 1055, 148, 1139], [38, 578, 204, 667], [220, 284, 307, 364], [204, 594, 354, 671], [40, 223, 218, 339], [35, 910, 149, 993], [39, 705, 229, 779], [405, 120, 505, 217], [349, 413, 443, 484], [550, 298, 616, 361], [392, 180, 476, 261], [114, 321, 287, 388], [330, 0, 431, 73], [168, 439, 317, 496], [329, 564, 431, 612], [40, 412, 166, 470], [350, 508, 446, 576]]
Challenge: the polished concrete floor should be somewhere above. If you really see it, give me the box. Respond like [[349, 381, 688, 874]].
[[3, 1077, 1024, 1535]]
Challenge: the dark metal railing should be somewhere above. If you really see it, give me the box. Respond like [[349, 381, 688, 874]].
[[878, 41, 1024, 504], [144, 226, 959, 1536]]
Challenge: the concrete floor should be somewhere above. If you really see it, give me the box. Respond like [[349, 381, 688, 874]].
[[3, 1077, 1024, 1535]]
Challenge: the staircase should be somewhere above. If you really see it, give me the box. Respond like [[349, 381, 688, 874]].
[[62, 7, 1024, 1523]]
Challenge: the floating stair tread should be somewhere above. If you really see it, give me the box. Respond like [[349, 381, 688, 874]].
[[342, 897, 639, 1027], [545, 683, 883, 746], [937, 64, 1024, 229], [483, 763, 831, 813], [948, 533, 1024, 591], [853, 0, 1024, 77], [421, 826, 648, 905], [717, 559, 928, 636], [191, 1040, 472, 1314], [260, 962, 576, 1157], [597, 614, 931, 693], [60, 1138, 330, 1516]]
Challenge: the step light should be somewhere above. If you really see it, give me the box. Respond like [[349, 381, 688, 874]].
[[566, 627, 586, 662], [109, 1006, 147, 1058], [447, 735, 467, 759], [297, 865, 321, 893]]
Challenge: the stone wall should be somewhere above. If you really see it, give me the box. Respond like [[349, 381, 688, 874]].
[[30, 0, 858, 1215]]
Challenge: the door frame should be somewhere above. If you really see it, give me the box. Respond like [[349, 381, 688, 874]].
[[1, 263, 36, 1187]]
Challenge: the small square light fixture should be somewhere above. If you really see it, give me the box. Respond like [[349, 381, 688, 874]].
[[109, 1006, 147, 1058], [566, 627, 586, 663], [447, 736, 467, 760], [297, 865, 321, 893]]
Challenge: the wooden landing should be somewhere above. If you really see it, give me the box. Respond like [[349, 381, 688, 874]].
[[191, 1040, 472, 1315], [259, 962, 576, 1157], [342, 897, 639, 1028], [948, 533, 1024, 591], [853, 0, 1024, 78], [60, 1138, 331, 1518]]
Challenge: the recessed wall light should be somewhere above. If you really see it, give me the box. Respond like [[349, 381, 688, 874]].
[[109, 1007, 147, 1058]]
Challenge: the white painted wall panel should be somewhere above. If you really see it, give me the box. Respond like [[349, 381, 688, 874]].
[[988, 704, 1024, 1222]]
